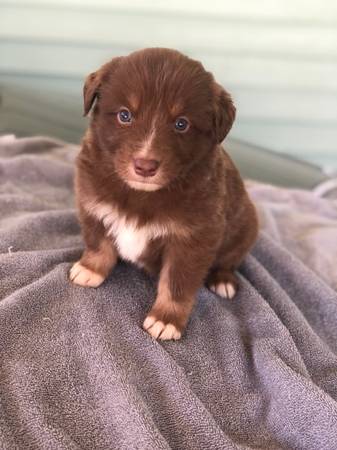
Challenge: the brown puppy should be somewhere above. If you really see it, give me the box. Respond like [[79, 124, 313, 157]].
[[70, 48, 258, 341]]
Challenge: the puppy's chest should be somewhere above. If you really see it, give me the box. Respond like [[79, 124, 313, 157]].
[[88, 201, 168, 263], [111, 218, 157, 263]]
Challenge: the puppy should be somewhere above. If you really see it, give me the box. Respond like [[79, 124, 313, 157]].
[[70, 48, 258, 341]]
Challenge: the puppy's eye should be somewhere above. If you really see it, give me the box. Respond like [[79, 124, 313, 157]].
[[175, 117, 189, 132], [117, 109, 132, 124]]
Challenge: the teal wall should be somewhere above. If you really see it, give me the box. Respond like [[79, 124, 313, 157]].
[[1, 0, 336, 171]]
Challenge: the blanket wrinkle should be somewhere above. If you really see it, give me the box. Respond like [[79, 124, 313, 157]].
[[249, 237, 337, 354], [1, 136, 337, 450], [242, 245, 337, 385]]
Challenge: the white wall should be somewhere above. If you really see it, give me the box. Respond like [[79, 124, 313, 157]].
[[0, 0, 336, 170]]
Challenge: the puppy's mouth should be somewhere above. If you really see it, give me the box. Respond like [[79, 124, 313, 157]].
[[124, 166, 165, 192], [126, 178, 163, 192], [114, 158, 167, 192]]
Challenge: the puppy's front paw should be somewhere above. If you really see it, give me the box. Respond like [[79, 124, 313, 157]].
[[69, 261, 105, 288], [210, 282, 236, 299], [143, 316, 182, 341]]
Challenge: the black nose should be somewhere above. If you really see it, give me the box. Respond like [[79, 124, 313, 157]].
[[133, 158, 160, 177]]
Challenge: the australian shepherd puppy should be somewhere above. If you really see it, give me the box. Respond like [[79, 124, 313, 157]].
[[70, 48, 258, 341]]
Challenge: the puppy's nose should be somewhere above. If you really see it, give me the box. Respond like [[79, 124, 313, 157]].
[[133, 158, 160, 177]]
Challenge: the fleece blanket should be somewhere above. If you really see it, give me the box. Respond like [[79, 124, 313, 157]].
[[0, 135, 337, 450]]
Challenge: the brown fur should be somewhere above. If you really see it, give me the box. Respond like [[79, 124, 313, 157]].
[[72, 48, 258, 340]]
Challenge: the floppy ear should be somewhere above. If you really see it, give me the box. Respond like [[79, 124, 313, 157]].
[[83, 58, 123, 116], [213, 83, 236, 143], [83, 70, 102, 116]]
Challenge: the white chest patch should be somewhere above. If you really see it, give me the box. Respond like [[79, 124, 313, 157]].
[[113, 220, 151, 263], [84, 200, 170, 263]]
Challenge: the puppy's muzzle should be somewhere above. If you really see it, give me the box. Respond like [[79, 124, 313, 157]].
[[133, 158, 160, 178]]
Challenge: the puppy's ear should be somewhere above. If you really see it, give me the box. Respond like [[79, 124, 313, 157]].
[[83, 58, 122, 116], [83, 69, 103, 116], [213, 82, 236, 143]]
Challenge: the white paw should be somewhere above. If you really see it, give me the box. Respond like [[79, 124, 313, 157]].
[[210, 282, 236, 299], [69, 262, 105, 288], [143, 316, 182, 341]]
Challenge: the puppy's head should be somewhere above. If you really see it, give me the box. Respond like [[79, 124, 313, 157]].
[[84, 48, 235, 192]]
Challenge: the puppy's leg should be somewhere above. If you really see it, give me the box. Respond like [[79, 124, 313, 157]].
[[70, 210, 117, 288], [143, 241, 211, 341], [207, 211, 257, 299]]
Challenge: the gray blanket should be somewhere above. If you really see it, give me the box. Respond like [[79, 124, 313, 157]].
[[1, 136, 337, 450]]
